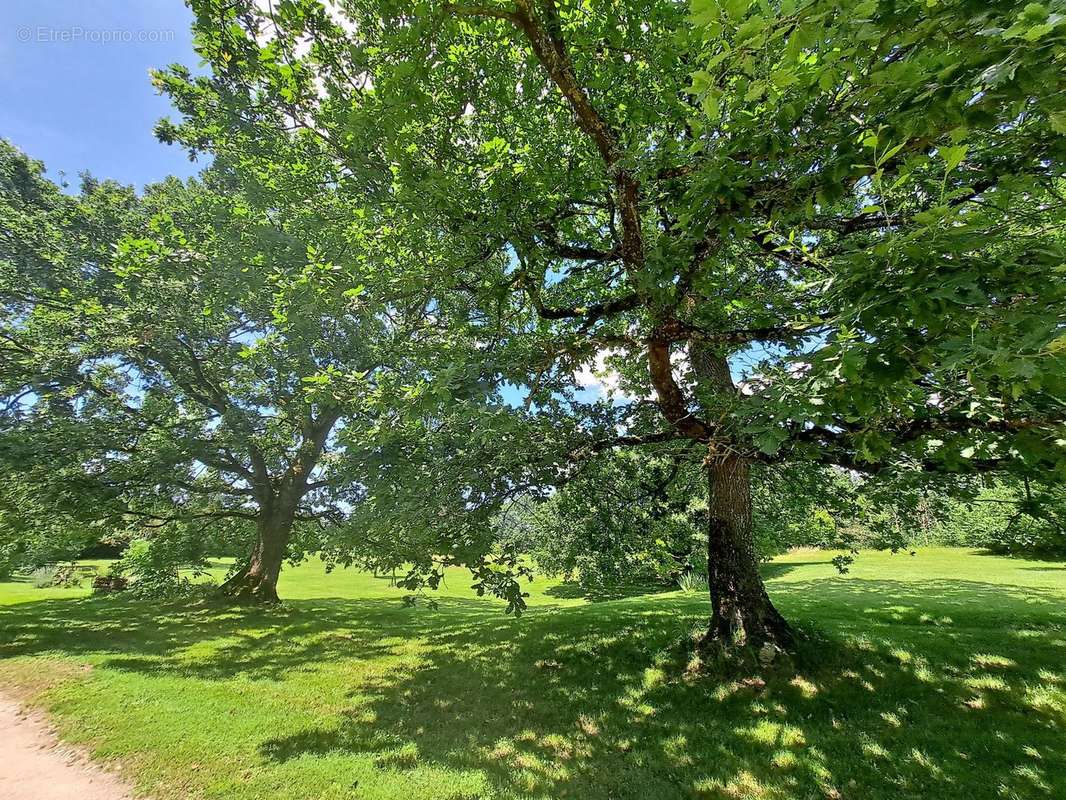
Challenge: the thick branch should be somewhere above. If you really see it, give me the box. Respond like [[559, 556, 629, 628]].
[[119, 508, 260, 525], [449, 1, 644, 270], [520, 270, 641, 325], [646, 334, 714, 441], [588, 429, 686, 452], [534, 220, 620, 262], [807, 175, 1000, 235]]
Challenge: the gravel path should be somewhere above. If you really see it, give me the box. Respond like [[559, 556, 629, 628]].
[[0, 695, 133, 800]]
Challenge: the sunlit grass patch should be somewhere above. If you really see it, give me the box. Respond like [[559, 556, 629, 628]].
[[1, 548, 1064, 799]]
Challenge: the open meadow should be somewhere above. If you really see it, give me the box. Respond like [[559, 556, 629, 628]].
[[2, 548, 1064, 800]]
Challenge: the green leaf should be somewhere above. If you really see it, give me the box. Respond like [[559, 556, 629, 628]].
[[940, 144, 967, 173], [724, 0, 749, 22], [702, 86, 724, 121]]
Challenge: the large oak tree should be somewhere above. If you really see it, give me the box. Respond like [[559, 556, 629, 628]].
[[157, 0, 1063, 648], [0, 140, 390, 600]]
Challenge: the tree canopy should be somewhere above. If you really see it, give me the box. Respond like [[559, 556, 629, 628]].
[[1, 0, 1063, 652], [0, 140, 389, 599]]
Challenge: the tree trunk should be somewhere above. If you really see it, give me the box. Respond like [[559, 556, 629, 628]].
[[218, 508, 294, 603], [681, 342, 794, 654], [703, 454, 794, 653]]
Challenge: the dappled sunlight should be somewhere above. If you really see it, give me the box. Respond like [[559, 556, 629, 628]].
[[1, 557, 1064, 799]]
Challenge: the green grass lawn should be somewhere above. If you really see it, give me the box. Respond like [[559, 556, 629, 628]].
[[1, 548, 1064, 800]]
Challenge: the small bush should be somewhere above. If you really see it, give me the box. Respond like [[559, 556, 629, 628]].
[[31, 565, 57, 588], [931, 482, 1066, 557], [677, 571, 709, 594], [112, 539, 209, 599], [30, 564, 81, 588]]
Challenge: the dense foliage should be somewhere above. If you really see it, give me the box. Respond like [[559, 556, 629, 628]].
[[0, 1, 1063, 650], [0, 140, 390, 598], [503, 454, 867, 589], [141, 0, 1064, 647]]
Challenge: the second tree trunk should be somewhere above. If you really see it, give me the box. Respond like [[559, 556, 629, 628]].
[[219, 509, 294, 603]]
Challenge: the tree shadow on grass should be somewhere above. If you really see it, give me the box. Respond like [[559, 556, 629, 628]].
[[760, 560, 830, 580], [541, 560, 820, 602], [542, 581, 675, 601], [972, 549, 1066, 564], [254, 581, 1065, 800], [0, 594, 508, 682], [1, 580, 1064, 799]]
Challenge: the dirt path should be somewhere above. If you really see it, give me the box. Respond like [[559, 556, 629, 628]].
[[0, 695, 134, 800]]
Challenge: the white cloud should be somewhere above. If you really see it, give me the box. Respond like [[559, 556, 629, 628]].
[[574, 349, 624, 398], [574, 346, 689, 402]]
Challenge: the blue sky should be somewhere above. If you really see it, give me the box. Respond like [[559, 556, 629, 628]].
[[0, 2, 775, 395], [1, 1, 202, 190]]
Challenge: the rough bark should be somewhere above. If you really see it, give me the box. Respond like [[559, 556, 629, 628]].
[[218, 503, 295, 603], [217, 410, 338, 603], [703, 454, 794, 652], [691, 345, 794, 654]]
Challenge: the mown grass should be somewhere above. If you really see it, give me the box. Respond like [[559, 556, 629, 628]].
[[1, 548, 1064, 800]]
